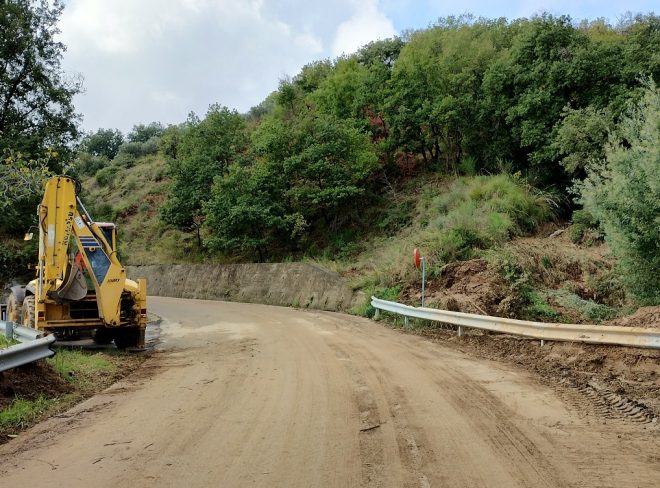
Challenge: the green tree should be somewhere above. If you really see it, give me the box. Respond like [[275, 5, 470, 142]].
[[553, 106, 613, 178], [160, 105, 247, 246], [158, 124, 184, 159], [481, 16, 593, 180], [578, 83, 660, 304], [79, 128, 124, 160], [0, 0, 79, 269], [307, 39, 403, 157], [252, 108, 378, 242], [387, 17, 505, 172], [127, 122, 164, 143], [204, 162, 290, 262], [294, 60, 334, 94], [311, 58, 370, 121], [0, 150, 53, 233], [0, 0, 80, 162]]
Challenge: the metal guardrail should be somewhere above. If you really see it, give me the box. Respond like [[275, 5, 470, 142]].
[[1, 320, 56, 372], [371, 297, 660, 349], [0, 335, 56, 372], [13, 324, 48, 343]]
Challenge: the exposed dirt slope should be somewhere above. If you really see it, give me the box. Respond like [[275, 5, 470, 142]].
[[402, 230, 630, 324], [605, 307, 660, 328], [1, 298, 658, 487], [403, 258, 512, 316], [0, 363, 71, 410]]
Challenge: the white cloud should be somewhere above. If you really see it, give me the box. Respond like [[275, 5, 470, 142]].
[[332, 0, 396, 57], [59, 0, 328, 131], [57, 0, 395, 132]]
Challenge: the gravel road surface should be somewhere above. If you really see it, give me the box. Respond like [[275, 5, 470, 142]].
[[1, 296, 658, 487]]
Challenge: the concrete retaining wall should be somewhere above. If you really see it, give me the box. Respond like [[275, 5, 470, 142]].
[[126, 263, 364, 312]]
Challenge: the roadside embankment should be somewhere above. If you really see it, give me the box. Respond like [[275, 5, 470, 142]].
[[126, 263, 364, 312]]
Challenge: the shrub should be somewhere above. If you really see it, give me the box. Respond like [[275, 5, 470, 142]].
[[550, 289, 617, 323], [354, 285, 401, 318], [584, 269, 626, 307], [74, 153, 109, 177], [113, 139, 160, 169], [95, 166, 118, 187], [0, 239, 36, 284], [91, 203, 114, 221], [527, 291, 560, 320], [568, 209, 602, 245], [577, 83, 660, 305]]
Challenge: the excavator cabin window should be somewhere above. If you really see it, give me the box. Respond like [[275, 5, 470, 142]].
[[96, 223, 117, 252]]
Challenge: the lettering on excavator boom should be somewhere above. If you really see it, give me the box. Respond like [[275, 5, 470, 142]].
[[61, 211, 74, 252]]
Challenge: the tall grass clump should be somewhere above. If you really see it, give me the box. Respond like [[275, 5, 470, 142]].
[[47, 350, 116, 392], [420, 174, 554, 266], [0, 396, 57, 431]]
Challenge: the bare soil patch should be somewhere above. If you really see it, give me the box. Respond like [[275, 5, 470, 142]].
[[605, 307, 660, 328], [405, 325, 660, 422], [0, 362, 72, 410], [402, 259, 515, 316]]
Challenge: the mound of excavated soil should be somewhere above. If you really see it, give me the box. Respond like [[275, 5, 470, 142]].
[[402, 259, 518, 317], [0, 362, 72, 409], [604, 307, 660, 329]]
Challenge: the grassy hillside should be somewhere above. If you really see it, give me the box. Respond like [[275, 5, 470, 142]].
[[308, 174, 626, 323], [80, 155, 188, 265]]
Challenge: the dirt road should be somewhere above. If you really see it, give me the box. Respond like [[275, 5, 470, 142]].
[[1, 297, 658, 487]]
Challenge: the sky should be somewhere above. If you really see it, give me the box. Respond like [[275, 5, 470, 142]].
[[58, 0, 658, 133]]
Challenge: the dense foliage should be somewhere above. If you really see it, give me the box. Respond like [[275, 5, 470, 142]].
[[10, 11, 654, 306], [160, 105, 247, 246], [0, 0, 81, 281], [154, 14, 658, 265], [0, 0, 80, 163], [578, 83, 660, 304]]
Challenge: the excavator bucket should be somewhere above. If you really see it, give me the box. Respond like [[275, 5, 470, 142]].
[[51, 260, 88, 302]]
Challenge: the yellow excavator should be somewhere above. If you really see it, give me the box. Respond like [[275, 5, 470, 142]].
[[5, 176, 147, 349]]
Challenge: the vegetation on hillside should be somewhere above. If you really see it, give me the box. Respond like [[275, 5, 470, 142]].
[[155, 15, 658, 257], [0, 6, 658, 310], [578, 83, 660, 305]]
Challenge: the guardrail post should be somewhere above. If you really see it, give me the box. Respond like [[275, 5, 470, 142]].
[[3, 320, 14, 339], [374, 308, 380, 320], [404, 316, 409, 328], [457, 326, 465, 337]]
